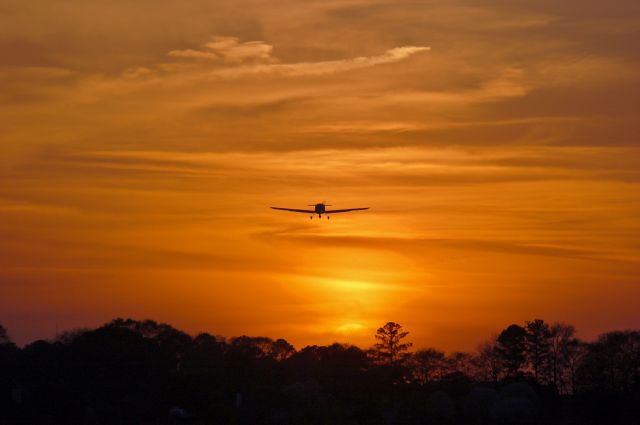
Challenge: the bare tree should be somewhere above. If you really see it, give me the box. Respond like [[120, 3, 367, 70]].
[[411, 348, 446, 384], [447, 351, 475, 377], [474, 338, 503, 383], [525, 319, 552, 383], [374, 322, 412, 366], [565, 338, 587, 395], [549, 323, 580, 393]]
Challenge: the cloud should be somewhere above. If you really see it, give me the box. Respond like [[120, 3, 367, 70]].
[[169, 36, 274, 63], [33, 145, 640, 189], [299, 116, 582, 135], [256, 233, 610, 262], [373, 67, 528, 106], [205, 37, 274, 63], [164, 38, 430, 78], [209, 45, 430, 77], [168, 49, 220, 61], [0, 66, 74, 79]]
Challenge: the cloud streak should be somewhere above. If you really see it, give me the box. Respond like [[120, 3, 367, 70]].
[[208, 45, 430, 77], [169, 36, 274, 63], [165, 38, 430, 78]]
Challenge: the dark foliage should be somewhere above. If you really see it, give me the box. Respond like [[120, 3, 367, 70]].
[[0, 319, 639, 424], [496, 324, 527, 378]]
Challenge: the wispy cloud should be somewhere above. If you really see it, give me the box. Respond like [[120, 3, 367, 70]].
[[208, 45, 430, 77], [169, 36, 274, 63], [164, 38, 430, 78], [255, 233, 611, 262], [25, 145, 639, 189]]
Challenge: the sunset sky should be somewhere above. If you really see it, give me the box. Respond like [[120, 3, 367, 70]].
[[1, 0, 639, 351]]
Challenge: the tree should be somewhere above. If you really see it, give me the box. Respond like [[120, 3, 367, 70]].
[[448, 351, 475, 377], [229, 335, 275, 359], [474, 338, 503, 383], [0, 324, 11, 345], [270, 338, 296, 361], [411, 348, 446, 384], [496, 324, 527, 377], [524, 319, 552, 383], [55, 327, 90, 345], [577, 330, 640, 393], [564, 337, 587, 395], [548, 323, 581, 393], [374, 322, 412, 366]]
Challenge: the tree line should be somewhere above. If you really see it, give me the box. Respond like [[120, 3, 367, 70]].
[[0, 318, 638, 424]]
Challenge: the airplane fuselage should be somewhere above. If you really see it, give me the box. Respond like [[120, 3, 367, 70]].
[[270, 202, 368, 219]]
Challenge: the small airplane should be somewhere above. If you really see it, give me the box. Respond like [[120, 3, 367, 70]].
[[271, 202, 369, 219]]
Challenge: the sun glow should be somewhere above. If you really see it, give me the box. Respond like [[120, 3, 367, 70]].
[[336, 322, 366, 335]]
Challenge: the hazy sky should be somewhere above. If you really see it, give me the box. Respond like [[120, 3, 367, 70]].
[[1, 0, 639, 350]]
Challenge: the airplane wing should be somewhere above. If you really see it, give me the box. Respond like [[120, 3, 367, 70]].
[[271, 207, 316, 213], [324, 207, 369, 214]]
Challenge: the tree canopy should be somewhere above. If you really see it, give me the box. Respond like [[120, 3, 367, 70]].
[[0, 318, 639, 424]]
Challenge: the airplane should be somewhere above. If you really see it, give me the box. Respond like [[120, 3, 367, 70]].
[[271, 202, 369, 219]]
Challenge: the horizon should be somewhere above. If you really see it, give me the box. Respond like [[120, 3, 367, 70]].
[[1, 315, 629, 354], [2, 0, 640, 353]]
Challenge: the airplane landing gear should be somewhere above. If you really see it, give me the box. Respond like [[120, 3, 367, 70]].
[[327, 216, 330, 220], [310, 216, 313, 219]]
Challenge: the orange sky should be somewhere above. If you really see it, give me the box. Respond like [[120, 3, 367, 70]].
[[1, 0, 639, 351]]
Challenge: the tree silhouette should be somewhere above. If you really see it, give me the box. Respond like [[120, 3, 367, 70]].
[[524, 319, 552, 382], [0, 324, 11, 345], [548, 322, 582, 393], [577, 330, 640, 393], [2, 317, 640, 424], [374, 322, 412, 366], [269, 338, 296, 361], [475, 338, 503, 383], [565, 337, 587, 395], [411, 348, 446, 384], [448, 351, 475, 377], [497, 324, 527, 377]]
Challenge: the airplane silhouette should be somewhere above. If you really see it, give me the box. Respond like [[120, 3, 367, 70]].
[[271, 203, 369, 219]]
